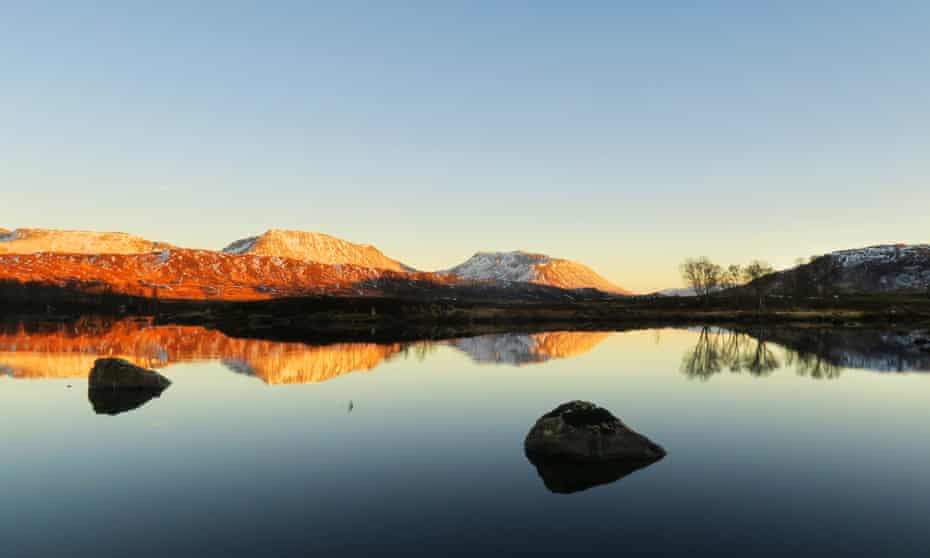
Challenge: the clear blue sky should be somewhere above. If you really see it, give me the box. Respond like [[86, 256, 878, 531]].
[[2, 1, 928, 292]]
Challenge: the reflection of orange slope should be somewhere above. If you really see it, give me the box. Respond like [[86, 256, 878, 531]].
[[228, 343, 403, 384], [0, 318, 401, 384], [530, 331, 612, 360]]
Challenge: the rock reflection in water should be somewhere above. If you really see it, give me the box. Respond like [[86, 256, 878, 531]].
[[527, 456, 663, 494], [88, 389, 166, 415]]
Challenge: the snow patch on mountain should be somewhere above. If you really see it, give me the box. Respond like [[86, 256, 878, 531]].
[[442, 251, 629, 294], [831, 244, 930, 268], [444, 251, 548, 283], [223, 236, 258, 255]]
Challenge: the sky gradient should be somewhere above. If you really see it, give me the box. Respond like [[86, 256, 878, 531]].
[[2, 1, 929, 293]]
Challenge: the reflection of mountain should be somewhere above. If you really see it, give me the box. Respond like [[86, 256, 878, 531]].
[[680, 326, 930, 380], [0, 318, 402, 384], [0, 319, 613, 382], [216, 342, 403, 384], [745, 327, 930, 373], [450, 331, 610, 365]]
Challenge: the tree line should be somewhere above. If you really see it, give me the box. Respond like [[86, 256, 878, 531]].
[[680, 257, 775, 308]]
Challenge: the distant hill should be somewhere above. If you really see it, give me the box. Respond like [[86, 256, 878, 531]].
[[442, 251, 630, 295], [0, 228, 172, 255], [222, 230, 411, 272], [758, 244, 930, 296]]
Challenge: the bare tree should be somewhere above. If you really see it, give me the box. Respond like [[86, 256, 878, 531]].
[[721, 264, 743, 290], [680, 257, 723, 299], [742, 260, 775, 310]]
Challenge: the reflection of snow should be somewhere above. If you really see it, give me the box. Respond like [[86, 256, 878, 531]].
[[222, 359, 258, 377], [452, 334, 545, 365], [449, 331, 611, 366]]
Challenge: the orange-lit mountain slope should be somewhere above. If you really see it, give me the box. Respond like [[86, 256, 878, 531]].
[[0, 228, 172, 255], [0, 248, 407, 300], [223, 229, 411, 272]]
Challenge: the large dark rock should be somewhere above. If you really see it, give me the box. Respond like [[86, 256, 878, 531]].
[[524, 401, 665, 493], [87, 358, 170, 415], [88, 358, 171, 392]]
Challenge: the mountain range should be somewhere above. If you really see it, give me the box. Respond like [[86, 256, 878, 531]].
[[2, 228, 928, 303], [0, 227, 628, 301]]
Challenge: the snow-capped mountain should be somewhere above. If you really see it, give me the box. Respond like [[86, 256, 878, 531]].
[[657, 286, 699, 297], [222, 229, 411, 272], [442, 251, 629, 295], [768, 244, 930, 295], [0, 228, 172, 255]]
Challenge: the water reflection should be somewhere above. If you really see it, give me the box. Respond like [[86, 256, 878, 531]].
[[680, 326, 930, 380], [88, 389, 166, 415], [451, 331, 611, 365], [527, 456, 662, 494], [0, 318, 610, 384], [1, 318, 928, 386], [681, 328, 789, 380]]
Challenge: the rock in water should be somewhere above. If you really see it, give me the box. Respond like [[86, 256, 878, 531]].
[[87, 358, 171, 415], [88, 358, 171, 392], [524, 401, 665, 493]]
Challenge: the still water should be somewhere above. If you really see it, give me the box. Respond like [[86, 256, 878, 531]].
[[1, 319, 929, 557]]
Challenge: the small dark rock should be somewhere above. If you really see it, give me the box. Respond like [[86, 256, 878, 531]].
[[524, 401, 665, 493], [88, 358, 171, 392]]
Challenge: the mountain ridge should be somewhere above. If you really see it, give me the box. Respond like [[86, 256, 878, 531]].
[[0, 228, 173, 255], [442, 251, 630, 295], [222, 229, 412, 272]]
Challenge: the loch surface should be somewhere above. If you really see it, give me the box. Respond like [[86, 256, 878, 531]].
[[1, 321, 928, 557]]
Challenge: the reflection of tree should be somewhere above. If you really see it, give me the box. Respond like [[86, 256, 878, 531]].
[[398, 341, 439, 363], [681, 328, 724, 380], [681, 327, 843, 380], [743, 339, 779, 377], [681, 327, 779, 380], [786, 351, 841, 379]]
